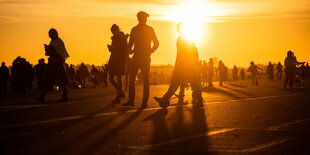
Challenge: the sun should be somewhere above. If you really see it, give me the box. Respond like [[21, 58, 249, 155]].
[[166, 1, 223, 42], [167, 1, 206, 42], [182, 21, 203, 42]]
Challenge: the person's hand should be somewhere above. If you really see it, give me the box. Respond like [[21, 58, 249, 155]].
[[107, 45, 112, 52]]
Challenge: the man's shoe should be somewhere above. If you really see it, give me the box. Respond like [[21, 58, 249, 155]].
[[154, 97, 170, 108], [122, 100, 134, 106]]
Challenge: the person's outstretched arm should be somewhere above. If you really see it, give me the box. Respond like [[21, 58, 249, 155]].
[[257, 66, 263, 70]]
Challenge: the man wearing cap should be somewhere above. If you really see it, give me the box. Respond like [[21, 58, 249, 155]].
[[123, 11, 159, 107]]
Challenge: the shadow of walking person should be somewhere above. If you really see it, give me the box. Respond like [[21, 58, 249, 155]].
[[142, 105, 212, 154], [143, 109, 170, 146], [80, 107, 144, 154], [202, 86, 241, 99], [188, 107, 212, 153]]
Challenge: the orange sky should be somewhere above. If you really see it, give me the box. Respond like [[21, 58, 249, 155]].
[[0, 0, 310, 67]]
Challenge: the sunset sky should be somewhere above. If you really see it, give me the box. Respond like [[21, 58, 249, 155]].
[[0, 0, 310, 67]]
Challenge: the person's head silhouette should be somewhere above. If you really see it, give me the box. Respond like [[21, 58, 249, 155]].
[[49, 28, 58, 39], [287, 50, 293, 57], [111, 24, 120, 35], [251, 61, 254, 65], [137, 11, 149, 25], [1, 62, 5, 66], [177, 22, 184, 35]]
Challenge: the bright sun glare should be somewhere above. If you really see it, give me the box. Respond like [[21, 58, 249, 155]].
[[168, 1, 206, 42], [167, 1, 222, 42]]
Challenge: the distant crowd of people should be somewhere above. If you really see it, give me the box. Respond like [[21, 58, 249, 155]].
[[200, 59, 230, 87], [1, 11, 309, 107]]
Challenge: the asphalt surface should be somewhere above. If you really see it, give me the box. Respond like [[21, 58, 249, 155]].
[[1, 79, 310, 154]]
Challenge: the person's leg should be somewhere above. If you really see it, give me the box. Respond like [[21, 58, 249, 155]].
[[58, 82, 68, 102], [109, 73, 118, 90], [190, 77, 203, 107], [82, 77, 85, 88], [289, 71, 295, 89], [109, 73, 122, 103], [154, 75, 181, 107], [116, 74, 124, 97], [141, 62, 150, 104], [125, 59, 139, 105], [252, 73, 255, 85], [254, 74, 258, 85], [288, 71, 292, 89], [208, 74, 212, 86], [163, 79, 181, 99], [178, 83, 185, 103], [284, 71, 288, 88], [219, 74, 223, 86]]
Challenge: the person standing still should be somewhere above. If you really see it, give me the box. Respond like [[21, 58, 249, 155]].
[[123, 11, 159, 107]]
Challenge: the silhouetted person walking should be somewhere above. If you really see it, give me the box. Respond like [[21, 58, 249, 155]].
[[67, 64, 78, 88], [77, 63, 89, 88], [91, 65, 100, 87], [154, 22, 203, 108], [232, 65, 238, 80], [266, 62, 274, 80], [247, 61, 262, 85], [102, 64, 108, 87], [0, 62, 10, 93], [35, 28, 69, 102], [218, 60, 225, 86], [208, 58, 214, 86], [275, 62, 283, 80], [107, 24, 128, 103], [240, 68, 245, 80], [125, 57, 132, 90], [284, 51, 302, 89], [34, 59, 47, 93], [123, 11, 159, 107], [201, 60, 208, 86]]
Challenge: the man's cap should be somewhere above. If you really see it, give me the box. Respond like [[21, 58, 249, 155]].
[[137, 11, 149, 18]]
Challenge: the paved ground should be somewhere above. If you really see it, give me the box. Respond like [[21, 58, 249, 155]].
[[1, 79, 310, 154]]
